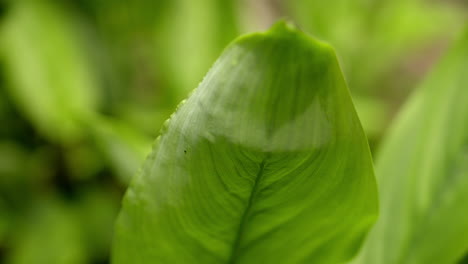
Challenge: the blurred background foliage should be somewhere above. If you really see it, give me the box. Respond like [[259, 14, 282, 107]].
[[0, 0, 466, 263]]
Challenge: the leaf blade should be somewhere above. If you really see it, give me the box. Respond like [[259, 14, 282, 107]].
[[0, 2, 100, 142], [351, 28, 468, 264], [113, 22, 377, 264]]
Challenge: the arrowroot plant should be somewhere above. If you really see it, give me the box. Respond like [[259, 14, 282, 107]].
[[112, 21, 468, 264], [0, 1, 466, 264], [112, 21, 378, 263]]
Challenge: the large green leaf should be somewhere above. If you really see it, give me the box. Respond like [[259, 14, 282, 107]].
[[113, 22, 377, 263], [350, 28, 468, 264]]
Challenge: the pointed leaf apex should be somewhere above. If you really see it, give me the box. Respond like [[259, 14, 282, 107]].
[[269, 20, 297, 33]]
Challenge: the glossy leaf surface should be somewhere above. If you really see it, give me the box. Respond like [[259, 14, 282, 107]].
[[113, 22, 377, 264], [350, 28, 468, 264]]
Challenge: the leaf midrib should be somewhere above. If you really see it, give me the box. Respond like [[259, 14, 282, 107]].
[[228, 158, 268, 264]]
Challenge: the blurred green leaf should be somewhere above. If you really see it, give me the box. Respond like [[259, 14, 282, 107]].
[[113, 22, 377, 263], [71, 0, 167, 112], [0, 141, 27, 181], [6, 197, 87, 264], [6, 190, 120, 264], [350, 28, 468, 264], [87, 115, 152, 184], [64, 143, 104, 181], [154, 0, 240, 101], [117, 103, 173, 139], [352, 96, 389, 141], [76, 188, 120, 262], [288, 0, 463, 92], [0, 1, 100, 142], [0, 141, 54, 191]]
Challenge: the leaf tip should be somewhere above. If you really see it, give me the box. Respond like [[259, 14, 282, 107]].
[[269, 19, 298, 34]]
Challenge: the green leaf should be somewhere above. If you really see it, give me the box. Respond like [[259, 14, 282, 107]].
[[352, 95, 389, 141], [350, 28, 468, 264], [75, 188, 121, 262], [6, 197, 87, 264], [113, 22, 377, 263], [0, 1, 100, 142], [87, 115, 153, 184], [154, 0, 240, 101], [6, 191, 120, 264]]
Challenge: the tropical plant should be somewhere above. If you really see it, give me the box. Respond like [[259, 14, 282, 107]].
[[112, 21, 379, 264], [0, 0, 466, 263], [350, 27, 468, 264], [112, 21, 468, 264]]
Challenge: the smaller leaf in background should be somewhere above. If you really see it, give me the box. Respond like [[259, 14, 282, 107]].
[[352, 95, 389, 145], [154, 0, 240, 101], [71, 0, 173, 116], [87, 115, 152, 184], [288, 0, 463, 93], [356, 0, 463, 91], [117, 102, 174, 139], [5, 190, 121, 264], [75, 188, 121, 262], [0, 141, 55, 195], [64, 143, 105, 181], [0, 1, 100, 143], [6, 197, 87, 264], [350, 27, 468, 264], [0, 141, 28, 183]]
